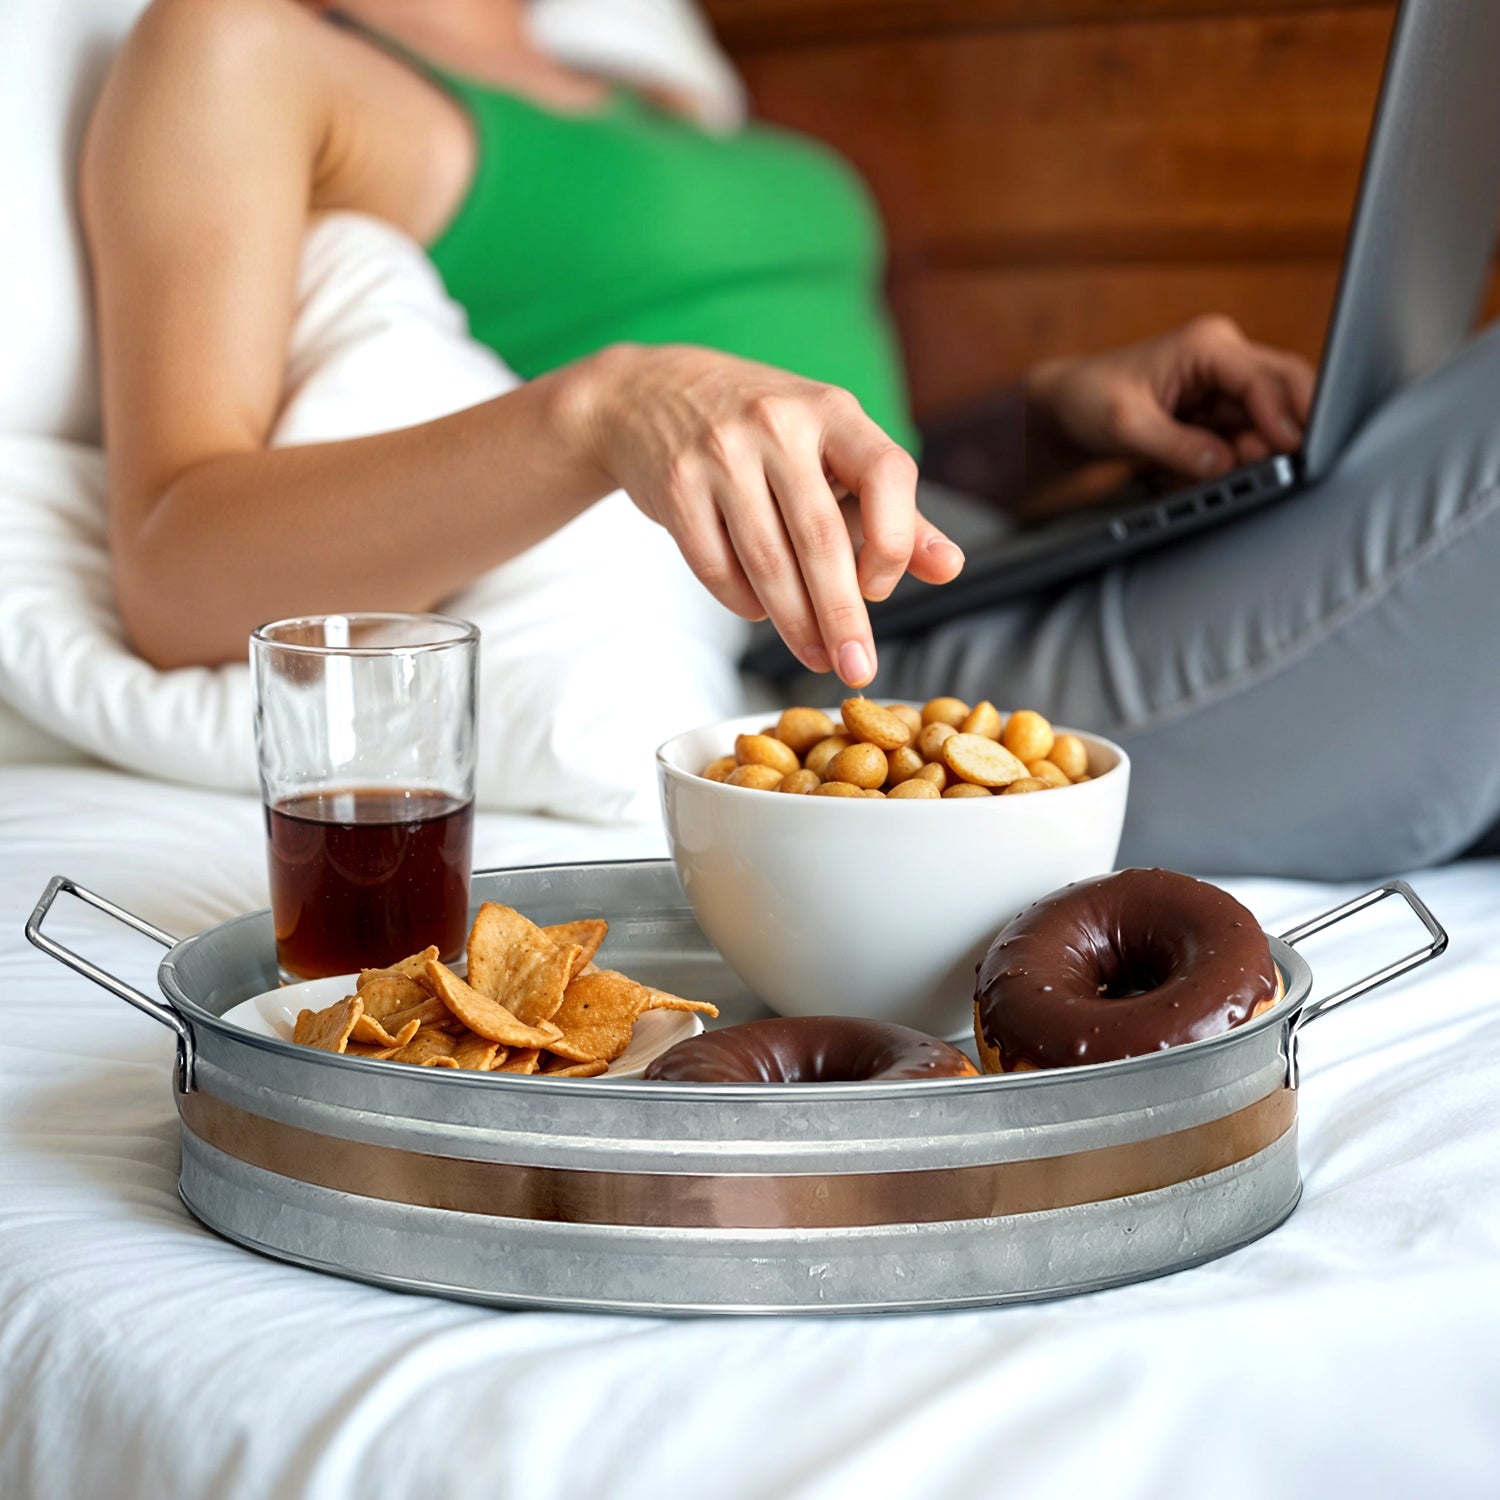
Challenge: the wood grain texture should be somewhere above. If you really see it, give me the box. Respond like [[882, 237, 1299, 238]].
[[701, 0, 1483, 416], [731, 9, 1395, 262], [704, 0, 1391, 50]]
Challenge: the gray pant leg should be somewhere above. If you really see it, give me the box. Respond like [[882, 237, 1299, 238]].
[[879, 324, 1500, 880]]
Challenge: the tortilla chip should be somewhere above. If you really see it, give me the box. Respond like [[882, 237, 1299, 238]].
[[345, 1040, 403, 1061], [383, 996, 453, 1033], [466, 904, 577, 1025], [640, 991, 720, 1020], [543, 920, 608, 979], [547, 972, 719, 1062], [358, 946, 439, 990], [424, 961, 565, 1048], [354, 975, 430, 1020], [491, 1048, 540, 1074], [388, 1026, 460, 1067], [293, 995, 363, 1054], [544, 971, 651, 1062], [450, 1029, 500, 1072], [349, 1013, 421, 1048], [540, 1057, 609, 1078]]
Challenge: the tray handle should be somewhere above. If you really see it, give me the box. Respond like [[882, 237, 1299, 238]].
[[25, 875, 195, 1091], [1278, 879, 1447, 1086]]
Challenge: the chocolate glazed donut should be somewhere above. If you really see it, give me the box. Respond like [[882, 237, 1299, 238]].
[[975, 868, 1281, 1073], [644, 1016, 978, 1083]]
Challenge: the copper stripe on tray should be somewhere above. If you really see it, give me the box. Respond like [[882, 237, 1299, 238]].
[[177, 1088, 1295, 1230]]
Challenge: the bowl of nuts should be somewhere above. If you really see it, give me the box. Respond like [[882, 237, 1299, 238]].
[[656, 698, 1130, 1038]]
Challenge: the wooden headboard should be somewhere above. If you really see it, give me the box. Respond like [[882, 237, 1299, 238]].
[[703, 0, 1491, 419]]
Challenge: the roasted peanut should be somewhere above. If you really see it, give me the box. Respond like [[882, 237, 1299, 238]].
[[960, 700, 1003, 740], [885, 746, 924, 785], [941, 733, 1028, 788], [921, 696, 969, 728], [775, 706, 837, 756], [735, 733, 801, 777], [887, 777, 940, 799], [1048, 733, 1089, 780], [725, 763, 784, 791], [1025, 758, 1070, 789], [1000, 709, 1054, 763], [841, 697, 913, 751], [916, 721, 957, 760], [702, 755, 737, 783], [912, 761, 949, 790], [776, 769, 822, 794], [699, 698, 1094, 798], [804, 735, 851, 776], [826, 742, 889, 789]]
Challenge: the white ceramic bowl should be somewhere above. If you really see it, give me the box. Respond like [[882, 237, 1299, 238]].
[[657, 709, 1130, 1039]]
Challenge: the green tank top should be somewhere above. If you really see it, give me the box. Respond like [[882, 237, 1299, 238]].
[[422, 76, 918, 452]]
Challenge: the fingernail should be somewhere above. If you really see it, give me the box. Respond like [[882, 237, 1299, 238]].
[[929, 538, 965, 567], [1196, 450, 1220, 476], [1281, 419, 1301, 445], [838, 641, 872, 686], [803, 643, 831, 672]]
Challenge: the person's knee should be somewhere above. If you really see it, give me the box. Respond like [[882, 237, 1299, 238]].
[[1333, 321, 1500, 501]]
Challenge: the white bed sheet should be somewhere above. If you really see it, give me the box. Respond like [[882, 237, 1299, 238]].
[[2, 764, 1498, 1500]]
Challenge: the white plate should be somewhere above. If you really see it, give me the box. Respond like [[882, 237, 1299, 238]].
[[220, 973, 704, 1079]]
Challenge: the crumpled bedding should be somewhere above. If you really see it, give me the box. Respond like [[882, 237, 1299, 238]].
[[2, 764, 1498, 1500]]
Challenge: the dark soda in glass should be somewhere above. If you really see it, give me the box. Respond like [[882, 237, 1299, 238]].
[[265, 787, 473, 979]]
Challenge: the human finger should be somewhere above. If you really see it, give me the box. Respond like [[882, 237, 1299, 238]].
[[668, 498, 767, 624], [1197, 342, 1304, 452], [1102, 385, 1237, 477], [820, 414, 958, 601], [907, 512, 966, 586], [716, 469, 836, 676], [1233, 429, 1271, 465], [1186, 323, 1310, 452], [761, 452, 878, 683], [1272, 352, 1317, 428]]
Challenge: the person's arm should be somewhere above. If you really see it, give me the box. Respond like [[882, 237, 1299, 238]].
[[83, 0, 961, 680]]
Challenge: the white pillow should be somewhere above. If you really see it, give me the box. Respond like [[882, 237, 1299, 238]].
[[0, 214, 751, 821], [0, 701, 87, 767], [0, 0, 744, 445]]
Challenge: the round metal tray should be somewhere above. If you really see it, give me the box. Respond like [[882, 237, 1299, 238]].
[[27, 862, 1446, 1314]]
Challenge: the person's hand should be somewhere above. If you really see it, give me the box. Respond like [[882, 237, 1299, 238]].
[[569, 343, 965, 686], [1025, 315, 1316, 480]]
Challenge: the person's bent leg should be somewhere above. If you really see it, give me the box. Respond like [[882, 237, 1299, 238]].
[[880, 325, 1500, 879]]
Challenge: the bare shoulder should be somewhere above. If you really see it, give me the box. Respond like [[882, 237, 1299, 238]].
[[120, 0, 319, 74], [82, 0, 327, 222], [85, 0, 471, 245]]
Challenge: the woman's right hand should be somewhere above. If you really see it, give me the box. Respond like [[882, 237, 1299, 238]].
[[563, 344, 965, 687]]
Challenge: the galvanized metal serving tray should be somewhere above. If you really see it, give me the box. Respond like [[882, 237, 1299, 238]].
[[28, 861, 1445, 1316]]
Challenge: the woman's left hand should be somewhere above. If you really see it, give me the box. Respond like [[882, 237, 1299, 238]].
[[1025, 315, 1317, 479]]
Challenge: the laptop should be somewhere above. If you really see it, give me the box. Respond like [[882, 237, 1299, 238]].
[[745, 0, 1500, 672]]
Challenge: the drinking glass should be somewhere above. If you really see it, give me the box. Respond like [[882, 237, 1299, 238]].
[[250, 613, 478, 980]]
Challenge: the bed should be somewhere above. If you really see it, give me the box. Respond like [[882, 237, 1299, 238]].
[[4, 761, 1499, 1500], [5, 0, 1499, 1490]]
